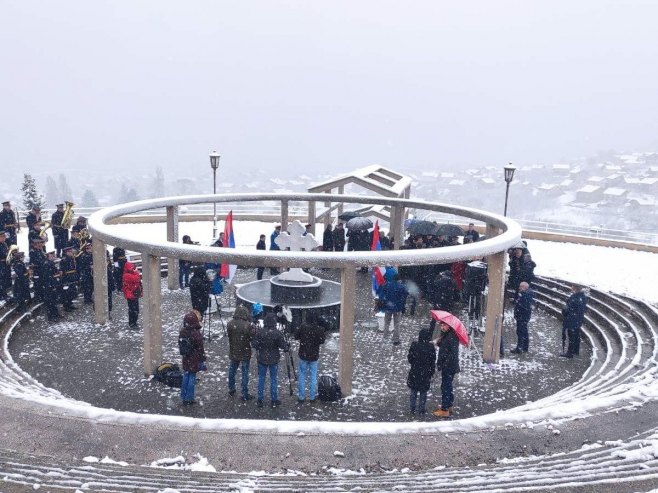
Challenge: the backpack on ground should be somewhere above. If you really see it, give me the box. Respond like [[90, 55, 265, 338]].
[[178, 335, 193, 356], [318, 375, 342, 402], [153, 363, 183, 388]]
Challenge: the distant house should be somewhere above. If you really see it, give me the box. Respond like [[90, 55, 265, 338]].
[[606, 173, 624, 187], [587, 176, 606, 184], [575, 185, 603, 202], [552, 164, 571, 176], [480, 177, 495, 187], [626, 193, 656, 212], [537, 183, 561, 196], [603, 187, 628, 204]]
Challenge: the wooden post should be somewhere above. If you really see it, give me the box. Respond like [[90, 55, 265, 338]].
[[281, 200, 289, 232], [308, 200, 316, 233], [142, 253, 163, 376], [392, 205, 404, 250], [337, 185, 344, 219], [324, 190, 332, 227], [482, 224, 506, 363], [92, 238, 108, 324], [338, 266, 356, 395], [166, 206, 179, 290]]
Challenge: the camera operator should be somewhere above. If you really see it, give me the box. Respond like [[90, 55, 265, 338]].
[[293, 312, 326, 403], [252, 312, 289, 408]]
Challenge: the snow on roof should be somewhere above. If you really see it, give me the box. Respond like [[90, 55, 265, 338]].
[[537, 184, 557, 191], [626, 193, 656, 205], [604, 164, 622, 171], [440, 172, 455, 178], [448, 179, 466, 186], [603, 187, 627, 196], [421, 171, 438, 178], [552, 164, 570, 170], [587, 176, 605, 183], [577, 185, 601, 193], [559, 179, 573, 187], [640, 177, 658, 185], [480, 177, 495, 184]]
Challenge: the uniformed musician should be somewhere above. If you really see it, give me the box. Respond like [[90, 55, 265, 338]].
[[28, 237, 46, 302], [0, 201, 18, 246], [77, 241, 94, 304], [25, 206, 41, 231], [51, 203, 69, 258], [42, 250, 62, 321], [0, 231, 11, 300], [60, 246, 79, 312], [12, 251, 31, 310]]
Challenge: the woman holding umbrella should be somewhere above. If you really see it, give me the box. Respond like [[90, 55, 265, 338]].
[[430, 310, 468, 418]]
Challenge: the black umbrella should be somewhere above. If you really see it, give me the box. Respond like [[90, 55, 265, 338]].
[[436, 223, 465, 237], [346, 216, 373, 230], [338, 211, 362, 221], [406, 220, 440, 236]]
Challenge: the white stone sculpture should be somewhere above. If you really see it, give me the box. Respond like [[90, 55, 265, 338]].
[[274, 220, 319, 283]]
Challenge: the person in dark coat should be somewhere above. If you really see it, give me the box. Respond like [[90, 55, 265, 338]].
[[252, 312, 288, 407], [256, 234, 266, 280], [0, 202, 18, 246], [407, 328, 436, 414], [122, 262, 142, 328], [42, 251, 62, 321], [12, 251, 31, 310], [322, 224, 334, 252], [511, 282, 533, 353], [294, 313, 326, 403], [561, 285, 588, 358], [25, 206, 41, 232], [519, 253, 536, 286], [77, 242, 94, 303], [0, 231, 11, 300], [189, 266, 210, 318], [59, 246, 79, 311], [227, 305, 255, 400], [463, 223, 480, 243], [179, 311, 206, 405], [106, 250, 116, 318], [376, 271, 409, 346], [332, 222, 346, 252], [51, 203, 69, 258], [112, 246, 126, 291], [178, 235, 194, 288], [28, 238, 46, 302], [429, 270, 457, 312], [269, 225, 281, 275], [432, 321, 460, 417]]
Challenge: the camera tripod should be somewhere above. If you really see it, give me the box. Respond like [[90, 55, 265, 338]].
[[278, 320, 298, 396], [467, 292, 485, 356], [204, 294, 227, 341]]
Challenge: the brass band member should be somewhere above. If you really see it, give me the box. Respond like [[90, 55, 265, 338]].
[[77, 241, 94, 304], [60, 246, 79, 312], [25, 206, 42, 231], [42, 250, 62, 321], [0, 231, 11, 300], [12, 251, 31, 310], [28, 237, 47, 302], [0, 201, 18, 246], [51, 203, 70, 258]]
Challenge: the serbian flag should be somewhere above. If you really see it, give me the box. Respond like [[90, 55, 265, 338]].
[[371, 221, 386, 295], [220, 210, 237, 283]]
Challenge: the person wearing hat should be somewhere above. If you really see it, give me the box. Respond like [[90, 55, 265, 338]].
[[0, 231, 11, 300], [27, 219, 44, 245], [68, 225, 82, 251], [122, 261, 142, 328], [0, 201, 18, 246], [77, 240, 94, 303], [28, 237, 47, 302], [42, 250, 62, 321], [12, 250, 30, 310], [179, 311, 206, 405], [51, 203, 69, 258], [511, 281, 534, 354], [428, 269, 458, 315], [60, 246, 79, 311], [112, 246, 127, 291], [25, 206, 42, 232]]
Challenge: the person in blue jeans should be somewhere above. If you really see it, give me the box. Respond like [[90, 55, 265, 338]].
[[432, 320, 460, 418], [252, 313, 288, 408], [179, 311, 206, 405], [227, 306, 255, 401], [407, 328, 436, 414], [294, 313, 326, 403]]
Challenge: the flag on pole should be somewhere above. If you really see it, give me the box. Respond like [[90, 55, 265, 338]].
[[220, 210, 237, 283], [371, 220, 386, 295]]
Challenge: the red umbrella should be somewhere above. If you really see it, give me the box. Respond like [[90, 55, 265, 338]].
[[430, 310, 469, 346]]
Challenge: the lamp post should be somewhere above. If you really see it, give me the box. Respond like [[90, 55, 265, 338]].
[[209, 151, 221, 239], [503, 163, 516, 217]]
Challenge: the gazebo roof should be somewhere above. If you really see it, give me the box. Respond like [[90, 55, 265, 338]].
[[307, 165, 412, 198]]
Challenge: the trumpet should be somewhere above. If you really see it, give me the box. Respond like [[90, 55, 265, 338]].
[[6, 245, 19, 264], [39, 220, 52, 239], [75, 228, 91, 258], [61, 201, 75, 229]]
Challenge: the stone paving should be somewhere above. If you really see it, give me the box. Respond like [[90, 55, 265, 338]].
[[9, 267, 589, 422]]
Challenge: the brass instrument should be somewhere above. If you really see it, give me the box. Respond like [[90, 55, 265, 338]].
[[61, 201, 75, 229], [75, 228, 91, 258], [39, 220, 52, 239], [6, 245, 19, 264]]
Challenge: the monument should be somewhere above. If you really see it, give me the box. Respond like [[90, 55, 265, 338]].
[[235, 220, 342, 328]]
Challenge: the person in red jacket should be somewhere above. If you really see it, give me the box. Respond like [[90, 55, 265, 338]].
[[122, 261, 142, 329], [179, 311, 206, 405]]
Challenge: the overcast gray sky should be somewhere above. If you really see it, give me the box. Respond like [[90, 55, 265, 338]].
[[2, 1, 658, 179]]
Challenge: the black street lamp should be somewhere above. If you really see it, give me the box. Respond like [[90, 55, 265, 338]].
[[209, 151, 221, 239], [503, 163, 516, 217]]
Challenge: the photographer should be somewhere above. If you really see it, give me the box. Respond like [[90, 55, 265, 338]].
[[294, 312, 326, 403], [252, 312, 289, 408]]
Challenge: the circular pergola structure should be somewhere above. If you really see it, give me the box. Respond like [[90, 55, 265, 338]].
[[88, 193, 522, 393]]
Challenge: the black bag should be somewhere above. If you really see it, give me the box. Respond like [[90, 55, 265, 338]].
[[318, 375, 342, 402], [153, 363, 183, 388], [178, 336, 193, 356]]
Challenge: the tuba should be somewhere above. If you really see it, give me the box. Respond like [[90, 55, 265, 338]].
[[61, 201, 75, 229], [75, 228, 91, 258], [39, 220, 52, 239], [6, 245, 19, 264]]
